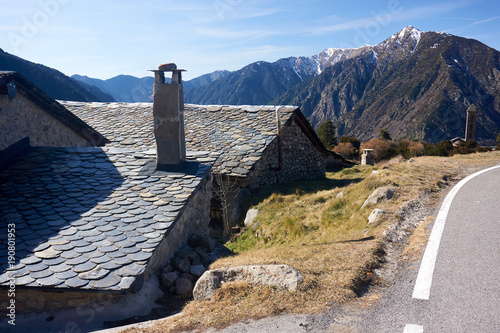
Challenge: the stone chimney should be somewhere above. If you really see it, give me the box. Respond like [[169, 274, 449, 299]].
[[150, 63, 186, 169], [465, 104, 477, 142]]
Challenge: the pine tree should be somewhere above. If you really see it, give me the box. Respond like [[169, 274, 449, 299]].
[[379, 129, 392, 141], [317, 120, 337, 149]]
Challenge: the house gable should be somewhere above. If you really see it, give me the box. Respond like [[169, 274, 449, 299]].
[[0, 72, 107, 151]]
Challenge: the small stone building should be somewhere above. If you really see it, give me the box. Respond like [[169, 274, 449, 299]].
[[63, 101, 345, 238], [0, 66, 346, 319]]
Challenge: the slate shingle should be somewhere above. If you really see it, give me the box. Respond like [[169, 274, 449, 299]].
[[1, 145, 215, 292]]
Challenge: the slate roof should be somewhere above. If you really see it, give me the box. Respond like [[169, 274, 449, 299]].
[[61, 102, 305, 177], [0, 72, 108, 147], [0, 146, 214, 291]]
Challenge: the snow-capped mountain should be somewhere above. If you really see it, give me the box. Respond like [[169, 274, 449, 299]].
[[185, 26, 425, 105], [187, 26, 500, 144]]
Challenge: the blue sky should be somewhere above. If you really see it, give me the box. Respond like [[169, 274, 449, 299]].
[[1, 0, 499, 80]]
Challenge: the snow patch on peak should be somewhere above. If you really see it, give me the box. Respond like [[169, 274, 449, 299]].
[[397, 25, 421, 43]]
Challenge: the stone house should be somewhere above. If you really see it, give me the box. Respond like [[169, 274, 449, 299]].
[[61, 68, 349, 238], [0, 70, 215, 314], [62, 102, 343, 238]]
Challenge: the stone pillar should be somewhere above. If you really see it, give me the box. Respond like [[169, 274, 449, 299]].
[[151, 64, 186, 167], [361, 149, 375, 166], [465, 104, 477, 142]]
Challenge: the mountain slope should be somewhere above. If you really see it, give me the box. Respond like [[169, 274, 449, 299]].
[[184, 57, 322, 105], [0, 49, 113, 102], [274, 27, 500, 143]]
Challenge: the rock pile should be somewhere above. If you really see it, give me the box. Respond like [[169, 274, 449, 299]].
[[159, 235, 233, 298]]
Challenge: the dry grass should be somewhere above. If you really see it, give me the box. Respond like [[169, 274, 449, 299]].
[[403, 216, 434, 261], [123, 151, 500, 333]]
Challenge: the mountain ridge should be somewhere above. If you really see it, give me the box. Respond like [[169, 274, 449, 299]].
[[0, 48, 114, 102], [275, 26, 500, 143], [185, 26, 500, 144], [72, 70, 231, 103]]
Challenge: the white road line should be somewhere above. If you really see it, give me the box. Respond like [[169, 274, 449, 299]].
[[404, 324, 424, 333], [412, 165, 500, 300]]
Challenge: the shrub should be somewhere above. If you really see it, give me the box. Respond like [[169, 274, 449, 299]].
[[379, 129, 392, 141], [334, 142, 358, 159], [453, 140, 478, 155], [422, 142, 435, 156], [339, 136, 361, 149], [434, 140, 454, 156], [477, 146, 492, 153], [397, 139, 425, 159], [360, 138, 397, 162]]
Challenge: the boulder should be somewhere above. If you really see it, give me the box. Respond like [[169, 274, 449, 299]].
[[175, 278, 193, 297], [362, 187, 394, 209], [160, 271, 179, 288], [368, 209, 386, 224], [188, 235, 216, 252], [193, 265, 303, 301], [194, 246, 211, 266], [180, 273, 195, 282], [199, 235, 216, 252], [174, 257, 191, 273], [176, 247, 201, 263], [190, 265, 206, 279], [244, 208, 259, 227]]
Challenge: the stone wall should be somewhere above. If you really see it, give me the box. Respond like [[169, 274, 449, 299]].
[[244, 119, 326, 189], [0, 94, 91, 150], [145, 171, 213, 279]]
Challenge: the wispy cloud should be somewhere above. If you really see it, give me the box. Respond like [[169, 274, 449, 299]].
[[473, 16, 500, 25]]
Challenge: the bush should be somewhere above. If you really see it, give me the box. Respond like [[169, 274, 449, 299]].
[[422, 142, 435, 156], [453, 140, 478, 155], [397, 139, 425, 159], [477, 146, 492, 153], [360, 138, 397, 162], [339, 136, 361, 149], [334, 142, 358, 159], [434, 140, 454, 156], [379, 129, 392, 141]]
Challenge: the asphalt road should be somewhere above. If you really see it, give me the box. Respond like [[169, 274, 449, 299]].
[[357, 165, 500, 333]]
